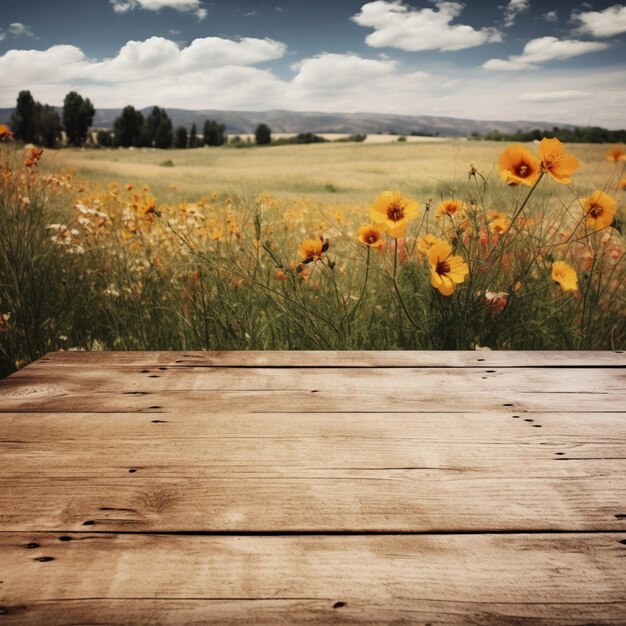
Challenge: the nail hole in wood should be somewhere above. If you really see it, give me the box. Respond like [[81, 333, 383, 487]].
[[486, 370, 496, 373], [555, 452, 565, 455], [524, 418, 534, 422], [25, 543, 39, 549], [129, 468, 137, 473], [149, 406, 162, 409], [82, 520, 95, 526], [503, 403, 513, 406], [533, 424, 542, 428], [34, 556, 55, 562], [616, 514, 626, 520], [141, 369, 150, 373], [512, 415, 520, 419], [58, 536, 72, 542], [333, 602, 346, 609], [151, 419, 167, 423], [148, 375, 160, 378]]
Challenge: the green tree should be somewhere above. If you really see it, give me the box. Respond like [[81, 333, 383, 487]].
[[96, 130, 113, 147], [33, 104, 62, 148], [174, 126, 188, 149], [203, 119, 226, 146], [11, 91, 37, 143], [255, 123, 272, 145], [189, 123, 198, 148], [139, 107, 173, 148], [113, 106, 144, 147], [62, 91, 95, 147]]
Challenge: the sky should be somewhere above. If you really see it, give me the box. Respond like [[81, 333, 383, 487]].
[[0, 0, 625, 127]]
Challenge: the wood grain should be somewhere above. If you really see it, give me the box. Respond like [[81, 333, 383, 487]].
[[34, 349, 626, 367], [1, 533, 625, 625], [2, 351, 625, 624], [1, 411, 625, 531]]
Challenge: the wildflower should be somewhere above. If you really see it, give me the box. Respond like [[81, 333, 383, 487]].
[[369, 191, 419, 238], [485, 291, 509, 313], [619, 177, 626, 191], [538, 137, 579, 184], [298, 237, 327, 263], [275, 269, 287, 281], [489, 216, 510, 236], [416, 234, 440, 258], [357, 224, 385, 249], [499, 145, 541, 186], [24, 147, 43, 168], [428, 239, 469, 296], [435, 198, 465, 220], [0, 124, 13, 141], [606, 145, 626, 162], [582, 190, 617, 231], [551, 261, 578, 292]]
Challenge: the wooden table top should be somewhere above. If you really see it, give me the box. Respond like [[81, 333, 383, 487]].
[[1, 350, 625, 624]]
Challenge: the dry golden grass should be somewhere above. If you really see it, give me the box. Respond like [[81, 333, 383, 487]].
[[43, 140, 619, 207]]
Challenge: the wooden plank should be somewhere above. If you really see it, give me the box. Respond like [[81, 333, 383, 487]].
[[1, 386, 623, 413], [4, 365, 626, 394], [1, 411, 624, 531], [35, 350, 626, 368], [1, 533, 625, 625]]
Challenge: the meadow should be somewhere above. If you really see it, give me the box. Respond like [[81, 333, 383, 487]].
[[1, 136, 624, 376]]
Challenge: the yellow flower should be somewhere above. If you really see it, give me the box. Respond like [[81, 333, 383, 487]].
[[428, 239, 469, 296], [539, 137, 579, 184], [416, 234, 440, 258], [606, 145, 626, 162], [357, 224, 385, 249], [298, 237, 326, 263], [582, 190, 617, 231], [435, 198, 465, 220], [489, 216, 510, 235], [369, 191, 420, 238], [499, 145, 541, 187], [551, 261, 578, 292]]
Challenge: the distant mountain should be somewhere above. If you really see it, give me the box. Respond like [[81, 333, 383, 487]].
[[0, 106, 574, 138]]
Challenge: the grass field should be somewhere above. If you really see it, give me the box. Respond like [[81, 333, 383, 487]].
[[1, 137, 625, 376], [44, 139, 617, 205]]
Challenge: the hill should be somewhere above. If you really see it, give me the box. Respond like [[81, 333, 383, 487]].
[[0, 107, 574, 138]]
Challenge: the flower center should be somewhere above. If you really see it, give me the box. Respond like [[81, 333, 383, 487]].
[[387, 202, 405, 222], [366, 234, 377, 244], [436, 260, 451, 275], [588, 204, 602, 219], [517, 163, 529, 177]]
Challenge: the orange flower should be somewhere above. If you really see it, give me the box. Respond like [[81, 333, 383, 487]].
[[499, 145, 541, 186], [435, 198, 465, 220], [428, 239, 469, 296], [619, 177, 626, 191], [357, 224, 385, 249], [0, 124, 13, 141], [539, 137, 579, 184], [551, 261, 578, 292], [298, 237, 327, 263], [582, 190, 617, 231], [369, 191, 420, 238], [606, 145, 626, 162], [275, 269, 287, 281]]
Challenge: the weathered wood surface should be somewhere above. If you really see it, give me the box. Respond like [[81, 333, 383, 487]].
[[2, 533, 625, 625], [1, 351, 625, 625]]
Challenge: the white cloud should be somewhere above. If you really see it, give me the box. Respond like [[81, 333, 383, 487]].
[[543, 10, 558, 22], [9, 22, 34, 37], [482, 36, 609, 70], [1, 38, 624, 128], [0, 32, 5, 42], [520, 90, 590, 102], [573, 4, 626, 37], [502, 0, 529, 28], [351, 0, 501, 52], [110, 0, 207, 19]]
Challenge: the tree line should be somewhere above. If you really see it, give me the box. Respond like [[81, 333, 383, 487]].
[[470, 126, 626, 143], [8, 91, 280, 149]]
